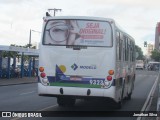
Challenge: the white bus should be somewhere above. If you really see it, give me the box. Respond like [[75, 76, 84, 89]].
[[38, 16, 136, 108]]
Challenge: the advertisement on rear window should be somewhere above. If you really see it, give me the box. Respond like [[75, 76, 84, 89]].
[[43, 20, 112, 47]]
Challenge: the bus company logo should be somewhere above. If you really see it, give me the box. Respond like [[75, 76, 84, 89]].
[[71, 63, 78, 71], [80, 65, 97, 69], [71, 64, 97, 70]]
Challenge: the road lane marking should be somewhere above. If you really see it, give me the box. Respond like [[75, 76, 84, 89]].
[[38, 104, 58, 111], [11, 118, 20, 120], [10, 104, 58, 120], [19, 91, 36, 95], [137, 73, 159, 120]]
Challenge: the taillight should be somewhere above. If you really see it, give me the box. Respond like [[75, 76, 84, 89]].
[[108, 70, 114, 75], [40, 73, 46, 78], [107, 76, 112, 81], [39, 67, 44, 72]]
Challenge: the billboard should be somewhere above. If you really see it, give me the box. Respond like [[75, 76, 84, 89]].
[[43, 20, 112, 47]]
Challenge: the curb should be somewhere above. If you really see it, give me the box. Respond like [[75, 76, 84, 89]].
[[137, 73, 159, 120], [157, 82, 160, 120], [0, 82, 37, 86]]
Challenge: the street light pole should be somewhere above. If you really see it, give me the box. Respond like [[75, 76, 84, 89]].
[[28, 29, 41, 48], [29, 29, 31, 48]]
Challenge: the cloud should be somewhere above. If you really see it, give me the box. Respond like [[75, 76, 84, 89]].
[[0, 0, 159, 55], [142, 34, 155, 42], [85, 3, 158, 49], [91, 0, 160, 8], [0, 0, 26, 4]]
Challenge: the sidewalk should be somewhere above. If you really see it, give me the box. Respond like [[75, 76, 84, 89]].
[[0, 77, 37, 86]]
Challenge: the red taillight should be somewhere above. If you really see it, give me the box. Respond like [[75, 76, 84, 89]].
[[107, 76, 112, 81], [40, 73, 46, 78]]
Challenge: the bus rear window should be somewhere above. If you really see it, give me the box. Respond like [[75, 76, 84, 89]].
[[43, 20, 112, 47]]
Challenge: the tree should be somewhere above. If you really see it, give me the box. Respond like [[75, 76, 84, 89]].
[[135, 45, 144, 60], [1, 44, 18, 58], [151, 49, 160, 61], [1, 44, 36, 59]]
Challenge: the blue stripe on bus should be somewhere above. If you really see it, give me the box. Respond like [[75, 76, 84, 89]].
[[47, 76, 105, 84], [39, 76, 116, 86]]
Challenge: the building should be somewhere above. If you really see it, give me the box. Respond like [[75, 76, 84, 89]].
[[155, 22, 160, 50], [147, 43, 154, 56]]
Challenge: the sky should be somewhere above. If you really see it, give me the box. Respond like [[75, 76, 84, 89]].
[[0, 0, 160, 54]]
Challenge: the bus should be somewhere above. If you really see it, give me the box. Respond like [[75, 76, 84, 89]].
[[38, 15, 136, 109], [148, 61, 160, 71]]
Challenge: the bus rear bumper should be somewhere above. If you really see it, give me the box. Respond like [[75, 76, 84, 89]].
[[38, 83, 116, 100]]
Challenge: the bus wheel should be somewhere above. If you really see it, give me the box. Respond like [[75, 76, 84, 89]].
[[67, 98, 76, 107], [57, 97, 65, 106], [126, 83, 134, 100], [116, 81, 125, 109], [115, 100, 122, 109], [125, 92, 132, 100], [57, 97, 76, 107]]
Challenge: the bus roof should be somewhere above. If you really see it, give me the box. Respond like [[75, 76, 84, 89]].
[[148, 61, 160, 64], [44, 16, 115, 23]]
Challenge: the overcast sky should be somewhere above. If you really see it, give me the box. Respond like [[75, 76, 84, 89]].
[[0, 0, 160, 54]]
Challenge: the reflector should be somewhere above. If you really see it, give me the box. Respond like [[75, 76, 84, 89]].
[[108, 70, 114, 75], [107, 76, 112, 81], [39, 67, 44, 72], [41, 73, 46, 78]]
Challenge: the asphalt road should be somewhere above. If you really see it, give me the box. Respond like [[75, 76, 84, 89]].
[[0, 70, 158, 120]]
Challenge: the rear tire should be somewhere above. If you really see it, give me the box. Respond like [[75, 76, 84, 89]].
[[116, 100, 122, 109], [116, 79, 125, 109], [125, 93, 132, 100], [126, 80, 134, 100], [57, 97, 76, 107]]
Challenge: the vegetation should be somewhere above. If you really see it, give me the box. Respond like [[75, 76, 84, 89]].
[[151, 49, 160, 62], [135, 45, 144, 60], [0, 44, 36, 61]]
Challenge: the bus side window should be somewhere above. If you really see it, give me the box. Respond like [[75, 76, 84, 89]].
[[124, 37, 128, 61], [130, 41, 135, 62], [119, 33, 124, 61], [133, 42, 135, 61], [128, 39, 131, 62], [116, 31, 120, 60], [127, 38, 129, 61], [122, 36, 126, 61], [127, 38, 130, 62], [130, 42, 133, 61]]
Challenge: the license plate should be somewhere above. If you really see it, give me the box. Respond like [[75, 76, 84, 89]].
[[70, 76, 82, 81]]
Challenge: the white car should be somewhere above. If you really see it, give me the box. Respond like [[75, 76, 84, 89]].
[[136, 63, 144, 70], [136, 60, 144, 70]]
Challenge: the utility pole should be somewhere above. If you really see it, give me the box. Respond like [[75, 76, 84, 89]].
[[48, 8, 62, 16]]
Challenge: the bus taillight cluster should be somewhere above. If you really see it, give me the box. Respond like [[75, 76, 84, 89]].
[[39, 67, 49, 86], [39, 67, 46, 78], [107, 70, 114, 81]]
